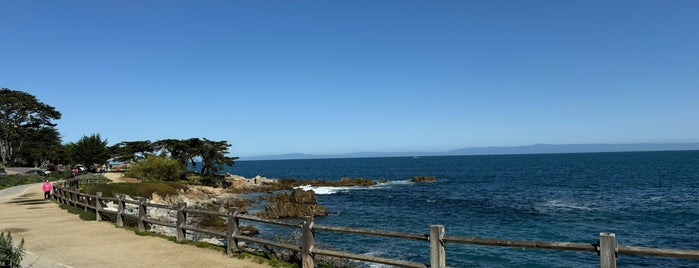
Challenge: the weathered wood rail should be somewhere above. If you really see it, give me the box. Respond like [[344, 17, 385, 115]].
[[52, 181, 699, 268], [60, 176, 110, 188]]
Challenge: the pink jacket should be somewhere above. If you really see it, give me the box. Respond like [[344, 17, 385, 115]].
[[42, 181, 52, 192]]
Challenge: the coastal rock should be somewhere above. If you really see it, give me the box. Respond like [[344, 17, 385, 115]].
[[255, 189, 328, 219], [225, 174, 276, 191], [291, 188, 316, 204], [411, 176, 436, 183]]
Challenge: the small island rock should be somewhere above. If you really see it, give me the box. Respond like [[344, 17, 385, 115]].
[[410, 176, 436, 183]]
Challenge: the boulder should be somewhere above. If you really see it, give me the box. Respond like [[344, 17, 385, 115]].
[[291, 188, 316, 204], [255, 189, 328, 219], [411, 176, 436, 183]]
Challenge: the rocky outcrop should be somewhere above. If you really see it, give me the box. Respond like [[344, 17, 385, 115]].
[[411, 176, 436, 182], [255, 189, 328, 219], [306, 177, 377, 187]]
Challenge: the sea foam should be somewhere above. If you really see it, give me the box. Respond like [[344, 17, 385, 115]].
[[294, 180, 410, 195]]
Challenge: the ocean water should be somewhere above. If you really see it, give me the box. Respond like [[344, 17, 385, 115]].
[[224, 151, 699, 267]]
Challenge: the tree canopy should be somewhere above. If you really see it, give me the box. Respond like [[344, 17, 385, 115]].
[[0, 88, 61, 166], [198, 138, 238, 177], [110, 140, 157, 163], [114, 138, 239, 182], [0, 89, 242, 179], [125, 155, 186, 181], [69, 134, 110, 170], [16, 127, 62, 167]]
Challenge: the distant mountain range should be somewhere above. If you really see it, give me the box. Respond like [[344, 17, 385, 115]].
[[241, 143, 699, 161]]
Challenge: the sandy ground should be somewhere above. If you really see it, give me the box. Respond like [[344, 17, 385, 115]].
[[102, 172, 129, 183], [0, 182, 270, 268]]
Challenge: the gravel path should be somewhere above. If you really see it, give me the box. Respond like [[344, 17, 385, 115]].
[[0, 182, 270, 268]]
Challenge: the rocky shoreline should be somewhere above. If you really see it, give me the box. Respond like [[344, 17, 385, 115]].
[[99, 173, 434, 246]]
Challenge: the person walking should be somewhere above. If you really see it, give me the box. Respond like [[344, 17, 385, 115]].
[[42, 180, 52, 200]]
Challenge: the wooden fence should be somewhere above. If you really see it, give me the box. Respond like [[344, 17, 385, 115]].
[[52, 182, 699, 268], [60, 176, 110, 188]]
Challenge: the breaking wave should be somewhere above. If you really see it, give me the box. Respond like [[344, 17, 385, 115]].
[[294, 180, 411, 195]]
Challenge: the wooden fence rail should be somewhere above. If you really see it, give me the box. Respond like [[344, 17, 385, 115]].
[[52, 182, 699, 268]]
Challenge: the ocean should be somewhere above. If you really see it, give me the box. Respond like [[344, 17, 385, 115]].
[[223, 150, 699, 267]]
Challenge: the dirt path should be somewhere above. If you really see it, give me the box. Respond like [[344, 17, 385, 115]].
[[0, 183, 270, 268]]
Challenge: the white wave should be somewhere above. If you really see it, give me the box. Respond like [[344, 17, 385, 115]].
[[381, 180, 411, 185], [541, 199, 593, 211], [295, 185, 352, 195], [294, 180, 411, 195]]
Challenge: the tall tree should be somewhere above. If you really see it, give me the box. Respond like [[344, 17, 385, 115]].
[[0, 88, 61, 166], [70, 134, 110, 170], [110, 140, 156, 163], [156, 138, 202, 169], [199, 138, 238, 177], [15, 127, 62, 167]]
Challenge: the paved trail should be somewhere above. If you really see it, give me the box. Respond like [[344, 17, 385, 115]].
[[0, 183, 269, 268]]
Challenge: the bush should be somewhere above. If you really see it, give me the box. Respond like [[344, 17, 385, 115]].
[[50, 170, 75, 180], [83, 182, 188, 199], [125, 155, 186, 182], [0, 175, 46, 190], [0, 232, 25, 268]]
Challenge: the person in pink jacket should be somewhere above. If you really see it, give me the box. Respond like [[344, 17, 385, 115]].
[[42, 180, 52, 200]]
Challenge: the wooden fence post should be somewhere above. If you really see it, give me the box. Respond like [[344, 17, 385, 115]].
[[95, 192, 102, 221], [138, 197, 146, 232], [117, 194, 125, 227], [176, 202, 187, 242], [83, 193, 88, 211], [302, 216, 315, 268], [227, 207, 240, 256], [430, 225, 446, 268], [599, 233, 617, 268]]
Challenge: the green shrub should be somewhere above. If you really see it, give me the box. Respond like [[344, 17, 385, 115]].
[[0, 232, 25, 268], [82, 182, 188, 199], [125, 155, 186, 182], [50, 170, 75, 180], [0, 175, 46, 190]]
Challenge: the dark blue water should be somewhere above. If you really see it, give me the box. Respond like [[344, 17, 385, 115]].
[[225, 151, 699, 267]]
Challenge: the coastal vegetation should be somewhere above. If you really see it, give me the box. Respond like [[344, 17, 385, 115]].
[[111, 138, 238, 186], [0, 89, 238, 187], [124, 155, 187, 182], [0, 88, 62, 168], [67, 134, 111, 170], [0, 174, 48, 190], [81, 181, 189, 199], [0, 232, 25, 268]]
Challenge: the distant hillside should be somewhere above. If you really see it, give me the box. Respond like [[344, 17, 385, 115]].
[[444, 143, 699, 156], [241, 143, 699, 161]]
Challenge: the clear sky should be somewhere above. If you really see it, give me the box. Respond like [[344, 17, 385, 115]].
[[2, 1, 698, 158]]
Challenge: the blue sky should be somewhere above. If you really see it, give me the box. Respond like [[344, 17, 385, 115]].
[[2, 1, 698, 158]]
